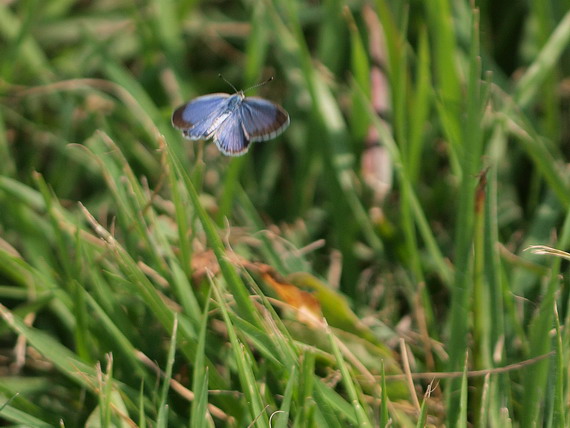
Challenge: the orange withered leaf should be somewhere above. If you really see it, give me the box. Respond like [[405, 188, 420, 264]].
[[257, 265, 323, 325]]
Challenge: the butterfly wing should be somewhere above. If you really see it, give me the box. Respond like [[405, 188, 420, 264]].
[[172, 93, 231, 140], [212, 112, 250, 156], [239, 97, 290, 142]]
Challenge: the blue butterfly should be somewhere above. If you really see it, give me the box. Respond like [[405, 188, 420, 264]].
[[172, 79, 290, 156]]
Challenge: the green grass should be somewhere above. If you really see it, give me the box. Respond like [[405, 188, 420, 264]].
[[0, 0, 569, 426]]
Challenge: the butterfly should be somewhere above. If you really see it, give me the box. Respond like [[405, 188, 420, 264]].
[[172, 77, 290, 156]]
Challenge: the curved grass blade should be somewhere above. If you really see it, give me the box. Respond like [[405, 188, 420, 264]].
[[190, 288, 212, 428]]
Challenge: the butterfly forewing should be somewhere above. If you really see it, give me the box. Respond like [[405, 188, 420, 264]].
[[240, 97, 290, 142], [172, 93, 231, 139]]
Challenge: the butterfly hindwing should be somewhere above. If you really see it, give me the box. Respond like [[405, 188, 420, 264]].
[[213, 112, 250, 156], [239, 97, 290, 142], [172, 93, 231, 140]]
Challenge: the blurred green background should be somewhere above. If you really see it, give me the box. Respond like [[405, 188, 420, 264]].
[[0, 0, 569, 426]]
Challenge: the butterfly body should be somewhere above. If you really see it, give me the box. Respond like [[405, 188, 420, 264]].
[[172, 90, 289, 156]]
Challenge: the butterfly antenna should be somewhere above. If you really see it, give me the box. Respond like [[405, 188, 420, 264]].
[[243, 76, 274, 93], [218, 74, 238, 93]]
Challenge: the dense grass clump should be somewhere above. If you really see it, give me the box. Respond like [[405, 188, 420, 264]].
[[0, 0, 569, 426]]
